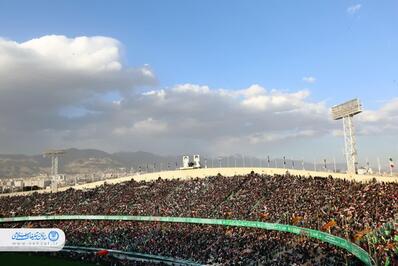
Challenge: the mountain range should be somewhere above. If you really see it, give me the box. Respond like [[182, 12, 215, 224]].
[[0, 148, 180, 178], [0, 148, 348, 178]]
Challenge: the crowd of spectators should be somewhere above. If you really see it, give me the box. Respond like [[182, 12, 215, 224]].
[[0, 172, 397, 265]]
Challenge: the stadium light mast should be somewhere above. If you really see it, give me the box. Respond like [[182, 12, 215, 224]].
[[331, 99, 362, 174], [44, 149, 65, 176], [44, 149, 65, 192]]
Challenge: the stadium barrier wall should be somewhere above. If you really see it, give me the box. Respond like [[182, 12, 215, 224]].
[[63, 246, 202, 266], [0, 215, 374, 265]]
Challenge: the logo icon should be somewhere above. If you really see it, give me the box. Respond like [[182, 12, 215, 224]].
[[48, 231, 59, 242]]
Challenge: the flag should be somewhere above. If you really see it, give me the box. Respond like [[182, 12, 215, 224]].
[[321, 220, 336, 231], [225, 228, 233, 236], [96, 250, 109, 256], [291, 215, 303, 225], [386, 242, 395, 250], [259, 212, 269, 220], [353, 227, 371, 242], [389, 158, 395, 168], [224, 211, 233, 217]]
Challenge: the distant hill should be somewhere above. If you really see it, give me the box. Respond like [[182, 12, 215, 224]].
[[0, 149, 189, 178], [0, 149, 180, 178]]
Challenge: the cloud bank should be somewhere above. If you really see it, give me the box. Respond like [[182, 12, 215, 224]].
[[0, 35, 396, 157]]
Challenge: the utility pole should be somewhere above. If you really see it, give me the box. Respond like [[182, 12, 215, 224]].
[[333, 157, 337, 173]]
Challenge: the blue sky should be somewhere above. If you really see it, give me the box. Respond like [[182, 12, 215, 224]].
[[1, 0, 397, 108], [0, 0, 397, 165]]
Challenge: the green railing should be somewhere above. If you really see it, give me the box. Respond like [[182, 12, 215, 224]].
[[0, 215, 374, 265]]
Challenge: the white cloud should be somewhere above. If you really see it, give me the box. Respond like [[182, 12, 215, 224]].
[[0, 35, 155, 95], [0, 35, 156, 153], [357, 98, 398, 135], [302, 76, 316, 84], [347, 4, 362, 14], [99, 83, 333, 155], [172, 84, 210, 94], [240, 89, 312, 112], [19, 35, 122, 71], [241, 84, 266, 97], [0, 34, 155, 117]]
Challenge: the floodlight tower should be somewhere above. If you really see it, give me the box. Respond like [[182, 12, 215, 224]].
[[331, 99, 362, 174], [44, 149, 65, 176]]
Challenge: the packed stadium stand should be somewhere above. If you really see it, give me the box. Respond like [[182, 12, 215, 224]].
[[0, 172, 397, 265]]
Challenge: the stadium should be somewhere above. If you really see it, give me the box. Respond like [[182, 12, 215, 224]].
[[1, 1, 397, 266], [0, 166, 397, 265]]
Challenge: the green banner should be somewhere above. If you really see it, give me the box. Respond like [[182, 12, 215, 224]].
[[0, 215, 374, 265]]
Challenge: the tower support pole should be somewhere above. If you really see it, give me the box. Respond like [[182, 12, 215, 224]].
[[342, 115, 358, 174]]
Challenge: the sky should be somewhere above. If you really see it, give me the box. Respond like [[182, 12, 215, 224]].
[[0, 0, 397, 166]]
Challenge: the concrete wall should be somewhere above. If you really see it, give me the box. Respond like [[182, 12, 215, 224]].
[[1, 167, 397, 198]]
